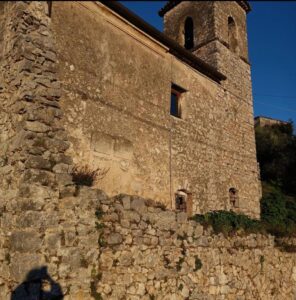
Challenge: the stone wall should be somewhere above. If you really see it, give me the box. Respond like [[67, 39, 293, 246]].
[[3, 177, 295, 300], [0, 10, 81, 279], [51, 1, 261, 218], [255, 116, 289, 127], [97, 194, 296, 300], [0, 1, 71, 193], [1, 2, 292, 300]]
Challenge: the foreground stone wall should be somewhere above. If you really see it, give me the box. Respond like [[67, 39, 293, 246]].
[[97, 194, 296, 300], [3, 179, 295, 300]]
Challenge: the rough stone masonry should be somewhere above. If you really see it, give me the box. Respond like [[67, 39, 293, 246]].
[[0, 1, 294, 300], [51, 1, 261, 218]]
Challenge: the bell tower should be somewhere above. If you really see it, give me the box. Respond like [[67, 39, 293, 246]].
[[159, 1, 252, 95]]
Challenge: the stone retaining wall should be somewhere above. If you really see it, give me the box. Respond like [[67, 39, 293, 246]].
[[3, 182, 295, 300], [97, 194, 296, 300]]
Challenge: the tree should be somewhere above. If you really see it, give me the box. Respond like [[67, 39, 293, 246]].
[[255, 121, 296, 195]]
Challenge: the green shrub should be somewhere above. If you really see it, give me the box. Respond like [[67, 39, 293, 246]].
[[260, 182, 296, 237], [260, 184, 288, 236], [191, 210, 263, 236], [255, 122, 296, 195], [191, 185, 296, 237], [286, 196, 296, 224]]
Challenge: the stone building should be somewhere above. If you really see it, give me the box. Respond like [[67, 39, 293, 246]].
[[0, 2, 295, 299], [255, 116, 289, 127], [50, 0, 261, 217]]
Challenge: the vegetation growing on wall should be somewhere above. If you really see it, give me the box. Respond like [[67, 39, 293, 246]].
[[191, 211, 263, 236], [71, 165, 109, 186], [192, 189, 296, 238]]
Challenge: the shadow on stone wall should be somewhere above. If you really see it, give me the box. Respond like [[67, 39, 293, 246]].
[[11, 266, 63, 300]]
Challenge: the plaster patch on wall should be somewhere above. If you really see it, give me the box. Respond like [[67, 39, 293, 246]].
[[114, 138, 133, 160], [91, 132, 114, 155], [91, 131, 133, 160]]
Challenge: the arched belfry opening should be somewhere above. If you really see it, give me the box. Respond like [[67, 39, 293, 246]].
[[184, 17, 194, 50], [228, 16, 238, 53]]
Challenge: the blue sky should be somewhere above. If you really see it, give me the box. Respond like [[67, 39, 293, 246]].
[[119, 1, 296, 125]]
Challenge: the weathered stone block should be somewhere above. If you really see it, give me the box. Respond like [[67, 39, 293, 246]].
[[25, 121, 50, 133], [10, 253, 44, 282], [44, 138, 70, 153], [122, 195, 131, 210], [52, 163, 71, 174], [103, 212, 119, 222], [177, 212, 187, 223], [155, 211, 176, 229], [107, 233, 123, 245], [9, 230, 41, 252], [55, 173, 73, 186], [122, 210, 141, 223], [131, 197, 147, 215], [22, 169, 55, 186], [45, 231, 61, 254], [25, 155, 52, 170]]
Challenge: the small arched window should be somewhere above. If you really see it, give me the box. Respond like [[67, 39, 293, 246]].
[[229, 188, 239, 208], [228, 17, 238, 53], [184, 17, 194, 50], [175, 190, 187, 212], [175, 189, 193, 215]]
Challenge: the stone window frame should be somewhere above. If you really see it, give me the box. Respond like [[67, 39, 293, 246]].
[[175, 192, 187, 212], [175, 189, 193, 216], [229, 187, 239, 208], [170, 83, 186, 119]]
